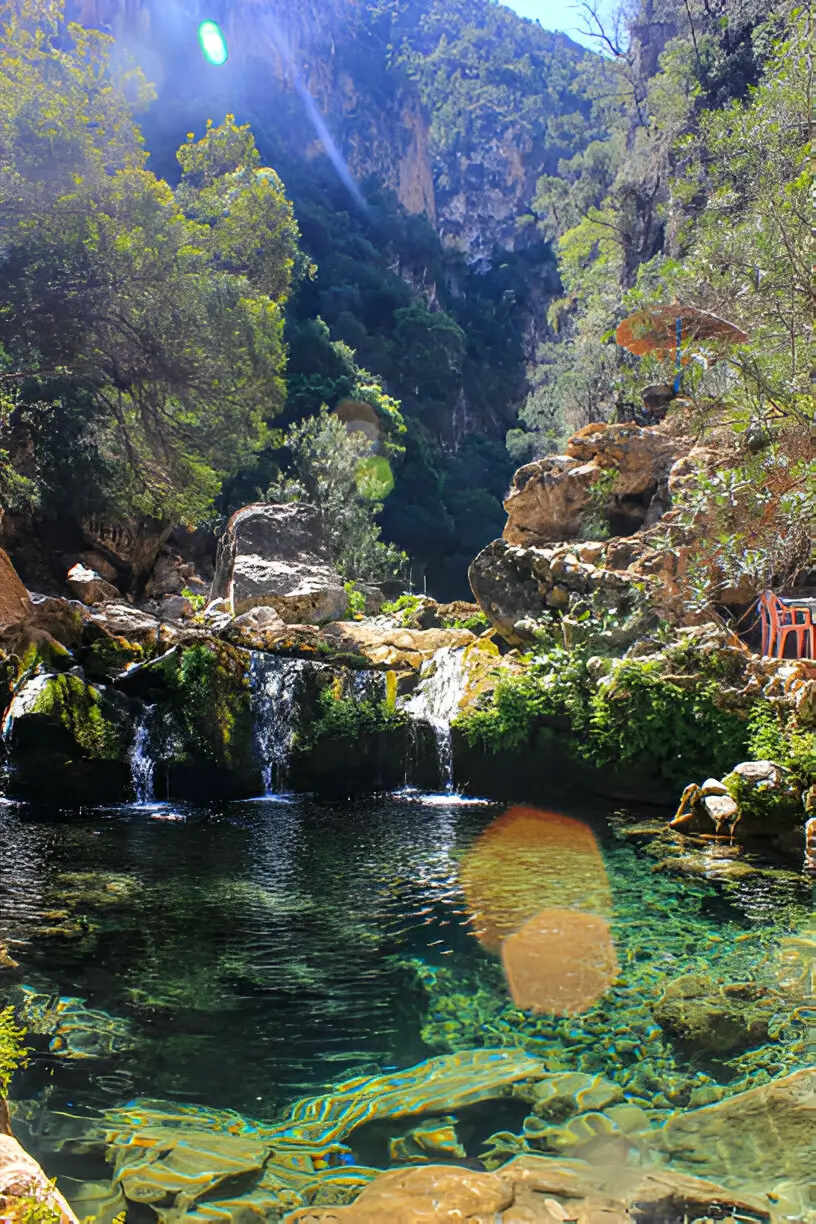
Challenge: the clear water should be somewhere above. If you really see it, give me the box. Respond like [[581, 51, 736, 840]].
[[0, 794, 812, 1216]]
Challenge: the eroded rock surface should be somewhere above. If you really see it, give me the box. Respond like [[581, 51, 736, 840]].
[[470, 416, 773, 639], [0, 548, 32, 630], [660, 1067, 816, 1184], [503, 421, 692, 549], [287, 1154, 775, 1223], [210, 503, 347, 623], [0, 1133, 79, 1224]]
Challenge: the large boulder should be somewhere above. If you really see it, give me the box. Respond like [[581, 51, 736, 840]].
[[503, 422, 692, 548], [3, 671, 134, 803], [0, 548, 32, 630], [468, 538, 633, 646], [210, 503, 347, 624], [66, 563, 120, 606]]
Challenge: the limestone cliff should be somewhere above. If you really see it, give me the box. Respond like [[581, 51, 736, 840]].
[[67, 0, 585, 263]]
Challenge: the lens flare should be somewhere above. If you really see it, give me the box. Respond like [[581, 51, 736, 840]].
[[198, 20, 228, 66], [355, 455, 394, 501]]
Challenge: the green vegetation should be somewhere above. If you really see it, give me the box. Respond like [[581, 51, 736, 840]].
[[457, 638, 750, 787], [182, 588, 208, 613], [515, 0, 812, 611], [29, 674, 125, 759], [344, 582, 367, 620], [164, 643, 254, 771], [743, 704, 816, 788], [0, 2, 300, 524], [443, 610, 491, 633], [301, 685, 405, 747], [0, 1005, 27, 1094], [381, 593, 423, 624], [266, 407, 407, 581]]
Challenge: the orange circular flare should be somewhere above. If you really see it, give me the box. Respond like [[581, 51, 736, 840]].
[[459, 806, 612, 954], [500, 908, 619, 1016]]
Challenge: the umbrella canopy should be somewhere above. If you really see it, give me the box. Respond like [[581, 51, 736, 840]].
[[616, 305, 749, 357]]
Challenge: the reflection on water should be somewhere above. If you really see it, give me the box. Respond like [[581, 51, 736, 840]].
[[460, 806, 618, 1014], [0, 794, 812, 1220]]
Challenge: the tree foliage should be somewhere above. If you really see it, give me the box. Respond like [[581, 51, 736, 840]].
[[267, 408, 407, 581], [0, 5, 300, 523]]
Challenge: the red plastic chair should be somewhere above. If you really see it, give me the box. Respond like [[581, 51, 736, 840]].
[[757, 591, 816, 659]]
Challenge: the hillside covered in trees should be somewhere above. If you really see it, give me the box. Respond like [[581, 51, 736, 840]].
[[0, 0, 810, 603]]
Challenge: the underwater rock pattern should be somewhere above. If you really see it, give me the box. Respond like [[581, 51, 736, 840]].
[[278, 1049, 549, 1144], [95, 1051, 550, 1219], [16, 987, 137, 1059], [652, 972, 776, 1056], [387, 1117, 465, 1164], [285, 1153, 775, 1223], [660, 1067, 816, 1184]]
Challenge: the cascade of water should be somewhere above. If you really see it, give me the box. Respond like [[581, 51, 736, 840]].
[[402, 647, 468, 791], [249, 655, 312, 794], [130, 705, 157, 804]]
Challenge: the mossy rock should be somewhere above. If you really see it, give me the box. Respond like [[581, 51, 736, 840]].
[[289, 721, 438, 793], [4, 671, 133, 804], [651, 973, 775, 1057], [151, 641, 261, 798], [722, 761, 803, 832]]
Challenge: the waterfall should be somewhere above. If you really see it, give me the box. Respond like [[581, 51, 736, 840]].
[[130, 705, 157, 804], [402, 647, 468, 791], [249, 655, 312, 794]]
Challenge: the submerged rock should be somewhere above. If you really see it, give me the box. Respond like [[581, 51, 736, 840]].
[[660, 1067, 816, 1185], [286, 1153, 774, 1222], [651, 973, 775, 1056], [210, 503, 347, 623]]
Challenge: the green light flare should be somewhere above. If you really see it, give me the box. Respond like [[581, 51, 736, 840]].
[[198, 21, 228, 66]]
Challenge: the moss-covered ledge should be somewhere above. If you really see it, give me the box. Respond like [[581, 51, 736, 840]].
[[3, 671, 134, 804]]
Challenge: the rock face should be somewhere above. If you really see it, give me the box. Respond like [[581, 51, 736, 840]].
[[0, 548, 32, 630], [468, 536, 634, 646], [69, 1, 585, 265], [210, 503, 347, 623], [503, 422, 691, 548], [66, 562, 120, 606], [469, 416, 784, 640], [321, 621, 474, 669], [288, 1154, 774, 1223], [660, 1067, 815, 1185], [0, 1133, 79, 1224]]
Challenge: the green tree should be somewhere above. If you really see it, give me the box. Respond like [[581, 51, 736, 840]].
[[267, 408, 406, 581], [0, 5, 300, 523]]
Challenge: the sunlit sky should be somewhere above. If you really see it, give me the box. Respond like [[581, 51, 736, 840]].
[[499, 0, 614, 50]]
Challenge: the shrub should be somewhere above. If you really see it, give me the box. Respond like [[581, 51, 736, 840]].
[[456, 642, 749, 787], [0, 1006, 27, 1095]]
